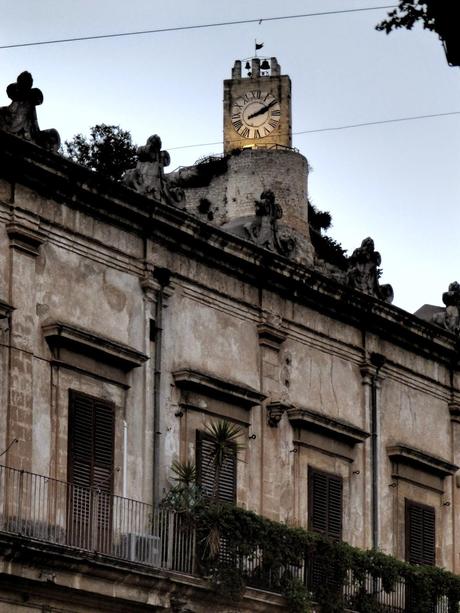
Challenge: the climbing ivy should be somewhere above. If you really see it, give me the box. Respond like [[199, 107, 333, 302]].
[[189, 503, 460, 613]]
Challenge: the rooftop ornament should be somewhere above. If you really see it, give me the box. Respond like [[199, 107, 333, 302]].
[[347, 237, 394, 303], [244, 190, 296, 258], [432, 281, 460, 335], [0, 71, 60, 151], [123, 134, 184, 206]]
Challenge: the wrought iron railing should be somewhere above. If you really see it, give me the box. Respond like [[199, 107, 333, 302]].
[[240, 546, 453, 612], [0, 463, 457, 611], [0, 464, 195, 574]]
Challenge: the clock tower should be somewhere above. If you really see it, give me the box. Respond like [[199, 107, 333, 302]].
[[223, 57, 292, 153]]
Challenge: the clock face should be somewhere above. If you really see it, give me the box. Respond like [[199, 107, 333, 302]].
[[231, 90, 281, 139]]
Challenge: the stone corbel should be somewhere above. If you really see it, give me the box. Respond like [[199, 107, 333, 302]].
[[6, 221, 46, 256], [266, 399, 291, 427]]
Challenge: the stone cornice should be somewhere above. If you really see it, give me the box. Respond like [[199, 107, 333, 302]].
[[2, 130, 459, 367], [42, 321, 148, 372], [172, 368, 266, 410], [287, 406, 369, 446], [387, 444, 458, 478]]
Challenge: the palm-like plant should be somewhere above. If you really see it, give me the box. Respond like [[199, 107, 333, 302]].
[[170, 459, 197, 486], [162, 460, 201, 513], [203, 420, 245, 502]]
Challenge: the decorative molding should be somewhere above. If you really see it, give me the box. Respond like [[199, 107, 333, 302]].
[[2, 130, 460, 368], [6, 222, 46, 256], [287, 406, 369, 446], [257, 322, 287, 351], [266, 400, 290, 427], [449, 401, 460, 424], [172, 368, 266, 410], [387, 445, 458, 479], [43, 322, 148, 372], [359, 361, 374, 386], [0, 71, 60, 151]]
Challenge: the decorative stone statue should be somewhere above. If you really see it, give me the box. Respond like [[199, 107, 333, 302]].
[[347, 237, 394, 303], [244, 190, 296, 257], [0, 71, 60, 151], [432, 282, 460, 335], [123, 135, 184, 205]]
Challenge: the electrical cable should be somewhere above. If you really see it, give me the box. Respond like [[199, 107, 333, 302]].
[[167, 110, 460, 150], [0, 5, 397, 50]]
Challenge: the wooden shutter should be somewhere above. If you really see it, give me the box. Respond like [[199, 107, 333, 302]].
[[308, 468, 343, 541], [196, 430, 236, 504], [68, 391, 115, 552], [68, 391, 115, 493], [405, 500, 435, 566]]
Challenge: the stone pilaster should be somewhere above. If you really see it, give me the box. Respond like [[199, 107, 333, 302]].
[[449, 399, 460, 573], [256, 312, 288, 520], [6, 215, 45, 471]]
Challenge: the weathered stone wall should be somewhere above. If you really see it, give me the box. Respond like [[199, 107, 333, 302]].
[[0, 134, 459, 602]]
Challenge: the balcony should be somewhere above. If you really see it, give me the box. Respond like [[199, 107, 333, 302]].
[[0, 464, 195, 574], [1, 464, 459, 612]]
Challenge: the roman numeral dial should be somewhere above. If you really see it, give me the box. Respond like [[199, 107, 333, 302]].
[[231, 90, 280, 139]]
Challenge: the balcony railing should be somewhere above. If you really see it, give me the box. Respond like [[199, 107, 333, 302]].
[[0, 464, 195, 573], [0, 464, 458, 612]]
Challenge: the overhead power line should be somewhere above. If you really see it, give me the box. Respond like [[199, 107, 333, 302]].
[[0, 5, 397, 50], [167, 111, 460, 151]]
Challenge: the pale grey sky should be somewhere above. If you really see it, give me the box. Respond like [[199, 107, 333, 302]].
[[1, 0, 459, 314]]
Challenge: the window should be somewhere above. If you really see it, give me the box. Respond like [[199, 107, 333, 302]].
[[308, 467, 343, 541], [195, 430, 236, 504], [67, 390, 115, 551], [405, 499, 435, 566]]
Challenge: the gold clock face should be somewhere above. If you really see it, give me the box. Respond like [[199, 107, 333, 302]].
[[231, 90, 281, 139]]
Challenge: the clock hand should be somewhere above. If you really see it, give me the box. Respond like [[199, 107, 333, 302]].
[[247, 100, 277, 120]]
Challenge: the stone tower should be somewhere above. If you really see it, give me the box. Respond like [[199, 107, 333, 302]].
[[171, 56, 313, 264], [223, 57, 292, 153]]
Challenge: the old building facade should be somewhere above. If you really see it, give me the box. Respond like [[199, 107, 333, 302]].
[[0, 62, 459, 612]]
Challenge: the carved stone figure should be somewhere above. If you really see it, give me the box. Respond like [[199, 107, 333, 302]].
[[123, 135, 184, 205], [347, 237, 393, 303], [244, 190, 296, 257], [432, 282, 460, 335], [0, 72, 60, 151]]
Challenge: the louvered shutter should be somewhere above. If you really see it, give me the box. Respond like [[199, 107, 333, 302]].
[[68, 391, 114, 551], [196, 431, 236, 504], [68, 391, 115, 492], [309, 468, 343, 541], [68, 391, 94, 490], [405, 500, 435, 566]]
